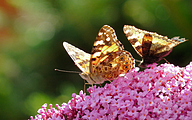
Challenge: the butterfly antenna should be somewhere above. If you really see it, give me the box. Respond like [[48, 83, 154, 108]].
[[55, 69, 81, 74]]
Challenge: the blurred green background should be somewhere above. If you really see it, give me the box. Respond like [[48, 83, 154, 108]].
[[0, 0, 192, 119]]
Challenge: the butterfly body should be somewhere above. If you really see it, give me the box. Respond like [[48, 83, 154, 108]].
[[64, 25, 135, 85], [123, 25, 187, 67]]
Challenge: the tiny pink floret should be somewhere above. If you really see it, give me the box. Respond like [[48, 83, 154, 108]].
[[30, 62, 192, 119]]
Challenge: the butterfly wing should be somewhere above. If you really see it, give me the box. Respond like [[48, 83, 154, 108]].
[[63, 42, 90, 74], [124, 25, 187, 66], [90, 25, 135, 83], [123, 25, 144, 57]]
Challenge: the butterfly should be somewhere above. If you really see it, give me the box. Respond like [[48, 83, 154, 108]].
[[123, 25, 187, 68], [63, 25, 135, 87]]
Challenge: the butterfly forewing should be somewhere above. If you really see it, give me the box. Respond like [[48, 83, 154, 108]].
[[90, 25, 135, 82], [91, 25, 124, 67], [63, 42, 90, 75]]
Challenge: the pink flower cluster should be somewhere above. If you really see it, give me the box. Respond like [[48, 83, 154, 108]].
[[30, 62, 192, 120]]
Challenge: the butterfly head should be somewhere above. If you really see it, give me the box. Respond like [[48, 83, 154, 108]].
[[79, 73, 94, 85]]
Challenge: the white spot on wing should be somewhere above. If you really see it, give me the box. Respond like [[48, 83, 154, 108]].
[[124, 29, 129, 34], [92, 52, 101, 58], [94, 40, 105, 46], [134, 41, 141, 47], [98, 32, 103, 36], [106, 37, 110, 41]]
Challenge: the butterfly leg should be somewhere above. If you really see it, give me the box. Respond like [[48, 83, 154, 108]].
[[84, 82, 95, 97], [84, 80, 87, 93], [163, 58, 170, 64], [84, 82, 91, 93], [135, 59, 142, 63], [92, 84, 94, 97], [108, 80, 112, 83]]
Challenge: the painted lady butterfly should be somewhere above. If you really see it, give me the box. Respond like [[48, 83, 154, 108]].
[[123, 25, 187, 67], [63, 25, 135, 86]]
